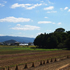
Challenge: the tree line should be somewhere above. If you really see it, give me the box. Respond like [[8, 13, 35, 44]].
[[34, 28, 70, 49]]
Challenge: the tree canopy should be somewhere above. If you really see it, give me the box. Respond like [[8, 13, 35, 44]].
[[34, 28, 70, 49], [54, 28, 65, 32]]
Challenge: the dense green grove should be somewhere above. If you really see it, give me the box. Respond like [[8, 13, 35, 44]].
[[34, 28, 70, 49]]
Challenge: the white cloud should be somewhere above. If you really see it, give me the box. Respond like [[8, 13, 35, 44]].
[[44, 17, 48, 18], [44, 6, 54, 10], [47, 11, 57, 13], [11, 3, 31, 8], [52, 22, 55, 24], [26, 3, 42, 10], [38, 21, 52, 24], [0, 3, 4, 7], [40, 1, 47, 6], [68, 9, 70, 12], [11, 25, 40, 30], [11, 3, 42, 10], [47, 0, 54, 4], [0, 16, 31, 23], [64, 7, 68, 10], [3, 1, 7, 3], [0, 1, 7, 7], [58, 22, 62, 25], [0, 34, 5, 36], [38, 21, 58, 25], [60, 7, 69, 11], [17, 24, 21, 26]]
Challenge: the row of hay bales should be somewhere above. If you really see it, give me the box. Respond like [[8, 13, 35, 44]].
[[0, 55, 70, 70]]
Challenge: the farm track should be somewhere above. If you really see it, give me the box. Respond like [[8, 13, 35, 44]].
[[0, 50, 70, 67]]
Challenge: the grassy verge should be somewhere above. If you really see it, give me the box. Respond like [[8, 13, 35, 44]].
[[0, 45, 63, 54]]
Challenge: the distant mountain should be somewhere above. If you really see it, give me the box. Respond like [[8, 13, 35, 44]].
[[4, 40, 17, 44], [0, 36, 35, 43]]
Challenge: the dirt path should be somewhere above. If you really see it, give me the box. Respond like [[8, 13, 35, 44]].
[[24, 59, 70, 70]]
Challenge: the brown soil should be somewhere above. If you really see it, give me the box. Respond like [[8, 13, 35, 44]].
[[0, 50, 70, 67], [59, 65, 70, 70], [24, 59, 70, 70]]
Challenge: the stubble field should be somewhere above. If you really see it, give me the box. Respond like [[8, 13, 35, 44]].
[[0, 45, 70, 70]]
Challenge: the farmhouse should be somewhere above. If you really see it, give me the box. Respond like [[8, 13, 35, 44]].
[[14, 42, 20, 46]]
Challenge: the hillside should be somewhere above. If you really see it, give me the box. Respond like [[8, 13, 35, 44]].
[[0, 36, 35, 43], [4, 40, 17, 44]]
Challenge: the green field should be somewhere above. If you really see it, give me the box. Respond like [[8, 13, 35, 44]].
[[0, 45, 63, 54]]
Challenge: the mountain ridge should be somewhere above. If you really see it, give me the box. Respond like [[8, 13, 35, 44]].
[[0, 36, 35, 43]]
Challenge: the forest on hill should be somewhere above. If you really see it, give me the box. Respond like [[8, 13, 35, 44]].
[[34, 28, 70, 49]]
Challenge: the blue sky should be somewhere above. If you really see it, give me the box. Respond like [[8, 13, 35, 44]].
[[0, 0, 70, 38]]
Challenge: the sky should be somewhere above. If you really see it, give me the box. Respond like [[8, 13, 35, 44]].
[[0, 0, 70, 38]]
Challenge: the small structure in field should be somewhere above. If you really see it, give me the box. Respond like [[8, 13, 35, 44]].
[[14, 42, 19, 46]]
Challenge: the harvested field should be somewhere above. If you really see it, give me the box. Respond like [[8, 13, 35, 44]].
[[24, 58, 70, 70], [58, 64, 70, 70], [0, 50, 70, 68]]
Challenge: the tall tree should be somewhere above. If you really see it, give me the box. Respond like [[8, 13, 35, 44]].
[[65, 35, 70, 49], [54, 28, 65, 33], [34, 28, 70, 49]]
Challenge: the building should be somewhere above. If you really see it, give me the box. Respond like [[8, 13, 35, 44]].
[[14, 42, 20, 46], [19, 43, 28, 46]]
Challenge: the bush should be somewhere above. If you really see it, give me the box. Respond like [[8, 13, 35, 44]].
[[57, 43, 65, 49]]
